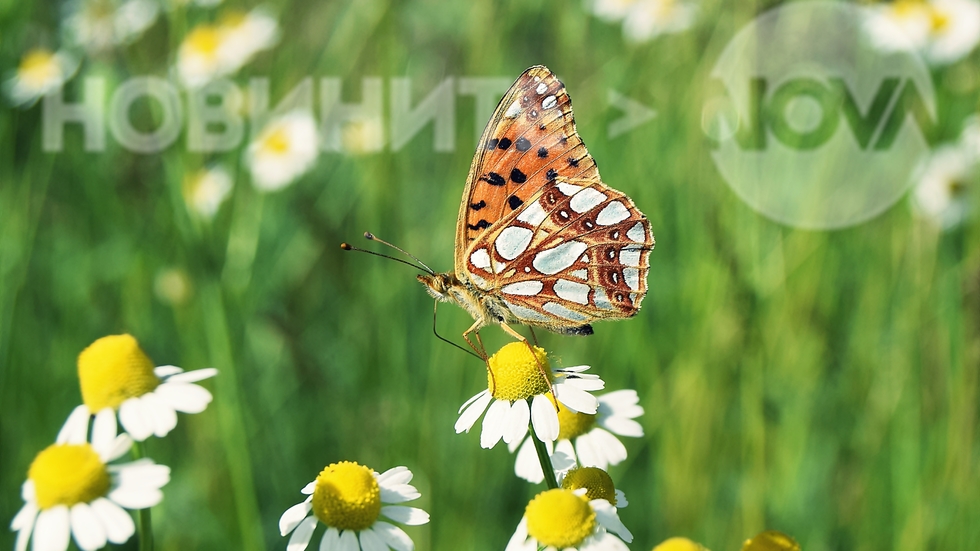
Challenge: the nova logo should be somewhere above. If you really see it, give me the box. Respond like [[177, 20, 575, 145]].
[[707, 1, 937, 229]]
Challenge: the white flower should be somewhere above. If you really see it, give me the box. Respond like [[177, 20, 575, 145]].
[[622, 0, 698, 42], [455, 343, 604, 449], [247, 110, 320, 191], [175, 8, 278, 89], [912, 144, 977, 229], [11, 408, 170, 551], [557, 466, 630, 509], [279, 462, 429, 551], [506, 488, 632, 551], [923, 0, 980, 64], [865, 1, 934, 53], [866, 0, 980, 65], [62, 334, 218, 442], [3, 49, 78, 107], [154, 267, 193, 306], [587, 0, 642, 22], [512, 389, 644, 484], [63, 0, 159, 54], [184, 165, 233, 218], [959, 115, 980, 158], [217, 8, 279, 68]]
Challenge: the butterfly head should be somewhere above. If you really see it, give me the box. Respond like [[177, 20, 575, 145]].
[[417, 272, 456, 302]]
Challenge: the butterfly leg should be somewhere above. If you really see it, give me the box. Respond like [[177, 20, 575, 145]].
[[499, 323, 559, 412], [462, 322, 496, 394], [528, 326, 540, 347]]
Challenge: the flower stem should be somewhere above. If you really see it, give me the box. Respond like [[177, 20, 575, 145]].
[[531, 432, 559, 490], [131, 441, 154, 551]]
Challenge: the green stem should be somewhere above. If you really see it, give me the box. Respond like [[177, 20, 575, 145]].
[[131, 441, 154, 551], [531, 431, 559, 490]]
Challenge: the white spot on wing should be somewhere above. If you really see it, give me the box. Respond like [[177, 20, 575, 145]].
[[501, 281, 544, 296], [623, 267, 640, 290], [596, 201, 630, 225], [469, 273, 490, 290], [504, 100, 521, 118], [495, 226, 533, 260], [593, 288, 613, 310], [542, 95, 557, 109], [627, 221, 645, 242], [470, 248, 491, 270], [543, 301, 588, 322], [516, 200, 547, 226], [571, 269, 588, 280], [535, 82, 548, 95], [619, 248, 641, 266], [504, 300, 550, 322], [580, 254, 589, 263], [569, 188, 607, 213], [493, 259, 507, 273], [554, 279, 590, 305], [556, 182, 582, 196], [533, 241, 588, 275]]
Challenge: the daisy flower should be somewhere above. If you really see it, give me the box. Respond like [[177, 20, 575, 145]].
[[587, 0, 642, 22], [216, 8, 279, 68], [279, 462, 429, 551], [653, 537, 710, 551], [622, 0, 698, 42], [11, 408, 170, 551], [175, 8, 278, 89], [506, 487, 632, 551], [742, 530, 800, 551], [911, 144, 977, 229], [960, 115, 980, 158], [3, 48, 78, 107], [559, 466, 629, 509], [455, 342, 605, 450], [63, 0, 159, 54], [61, 334, 217, 442], [183, 165, 233, 219], [866, 0, 980, 65], [512, 389, 644, 483], [247, 110, 320, 192]]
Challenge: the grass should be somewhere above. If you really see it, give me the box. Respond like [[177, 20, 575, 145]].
[[1, 0, 979, 550]]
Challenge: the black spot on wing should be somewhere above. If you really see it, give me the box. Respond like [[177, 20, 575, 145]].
[[546, 168, 558, 181], [537, 147, 548, 158], [515, 137, 531, 151], [508, 195, 523, 210], [467, 219, 490, 230], [480, 172, 506, 186], [510, 168, 527, 184], [497, 137, 512, 150], [470, 200, 487, 211], [486, 138, 498, 150]]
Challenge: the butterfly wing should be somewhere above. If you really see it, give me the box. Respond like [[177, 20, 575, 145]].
[[454, 65, 600, 277]]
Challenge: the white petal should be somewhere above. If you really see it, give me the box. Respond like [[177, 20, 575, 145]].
[[91, 408, 118, 460], [530, 395, 559, 442], [574, 432, 607, 470], [381, 506, 429, 526], [591, 500, 632, 543], [286, 516, 318, 551], [377, 466, 412, 486], [380, 484, 420, 504], [600, 416, 644, 438], [153, 365, 183, 378], [372, 521, 413, 551], [153, 382, 213, 414], [70, 503, 106, 551], [279, 502, 312, 536], [502, 398, 530, 445], [587, 428, 628, 467], [104, 434, 134, 462], [301, 481, 316, 495], [22, 480, 35, 502], [118, 398, 153, 441], [554, 384, 598, 414], [457, 389, 489, 414], [140, 392, 178, 437], [319, 527, 340, 551], [338, 529, 359, 551], [90, 498, 134, 544], [556, 364, 591, 373], [614, 489, 628, 508], [165, 367, 218, 383], [480, 399, 511, 449], [113, 462, 171, 491], [560, 377, 605, 392], [505, 517, 532, 551], [583, 531, 629, 551], [12, 500, 37, 531], [108, 486, 162, 509], [598, 389, 640, 412], [14, 509, 35, 551], [360, 528, 389, 551], [455, 391, 492, 433], [550, 448, 577, 472], [32, 506, 70, 551], [513, 437, 544, 484], [57, 405, 91, 445]]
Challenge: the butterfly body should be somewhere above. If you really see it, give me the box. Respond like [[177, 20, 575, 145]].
[[425, 65, 655, 347]]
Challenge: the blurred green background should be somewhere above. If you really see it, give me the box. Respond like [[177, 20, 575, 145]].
[[2, 0, 980, 550]]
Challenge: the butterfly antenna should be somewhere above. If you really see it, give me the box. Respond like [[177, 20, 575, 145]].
[[363, 232, 435, 275], [433, 299, 481, 360], [340, 243, 431, 275]]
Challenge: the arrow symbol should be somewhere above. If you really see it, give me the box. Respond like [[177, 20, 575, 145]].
[[607, 89, 657, 139]]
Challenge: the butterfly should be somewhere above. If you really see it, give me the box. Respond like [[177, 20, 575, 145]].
[[417, 65, 655, 355]]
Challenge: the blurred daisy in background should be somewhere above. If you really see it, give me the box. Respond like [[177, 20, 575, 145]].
[[866, 0, 980, 65], [960, 114, 980, 156], [511, 389, 643, 483], [455, 342, 604, 450], [911, 144, 977, 229], [63, 0, 160, 54], [61, 334, 218, 442], [653, 537, 711, 551], [153, 267, 193, 306], [559, 466, 629, 509], [175, 7, 278, 88], [3, 48, 78, 107], [279, 462, 429, 551], [11, 408, 170, 551], [183, 165, 233, 219], [247, 110, 319, 191], [587, 0, 698, 42], [506, 487, 632, 551]]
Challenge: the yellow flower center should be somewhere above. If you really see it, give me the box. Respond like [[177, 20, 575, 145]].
[[741, 530, 801, 551], [78, 334, 160, 411], [18, 49, 60, 88], [185, 26, 222, 56], [892, 0, 928, 20], [29, 444, 110, 509], [487, 342, 552, 401], [654, 537, 709, 551], [561, 466, 617, 506], [525, 489, 595, 548], [930, 7, 951, 32], [312, 462, 382, 531], [551, 394, 596, 440], [259, 126, 292, 155]]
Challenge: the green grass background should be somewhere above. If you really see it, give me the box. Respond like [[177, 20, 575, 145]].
[[2, 0, 980, 550]]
